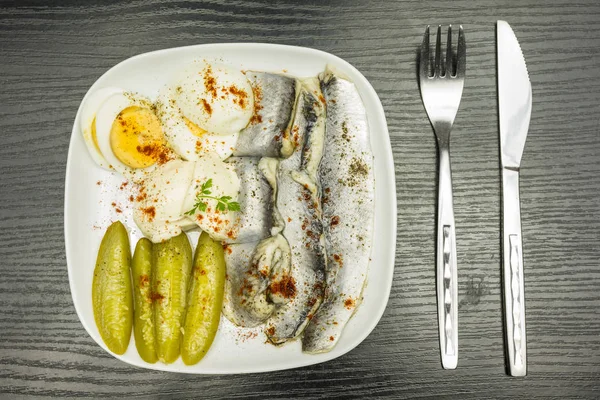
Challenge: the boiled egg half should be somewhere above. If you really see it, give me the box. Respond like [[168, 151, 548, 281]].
[[157, 60, 254, 161], [182, 152, 241, 241], [133, 154, 241, 243], [80, 88, 174, 181], [133, 159, 196, 243]]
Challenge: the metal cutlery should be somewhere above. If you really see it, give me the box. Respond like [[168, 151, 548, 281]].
[[419, 25, 466, 370], [497, 20, 532, 377]]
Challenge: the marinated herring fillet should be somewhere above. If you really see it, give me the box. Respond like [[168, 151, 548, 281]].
[[233, 72, 298, 157], [221, 157, 287, 327], [265, 79, 327, 344], [224, 157, 275, 244], [222, 234, 291, 327], [302, 69, 374, 354]]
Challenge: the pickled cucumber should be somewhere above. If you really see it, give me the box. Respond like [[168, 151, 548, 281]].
[[152, 232, 192, 364], [181, 232, 226, 365], [131, 238, 157, 363], [92, 221, 133, 355]]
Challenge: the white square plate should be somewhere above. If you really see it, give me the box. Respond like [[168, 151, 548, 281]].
[[65, 43, 397, 374]]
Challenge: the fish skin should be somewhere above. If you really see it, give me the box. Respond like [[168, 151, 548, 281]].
[[265, 80, 327, 344], [302, 69, 374, 354], [224, 157, 274, 244], [222, 235, 291, 328], [281, 78, 323, 173], [233, 72, 298, 157]]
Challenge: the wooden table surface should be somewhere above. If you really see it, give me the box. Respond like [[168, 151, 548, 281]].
[[1, 0, 599, 398]]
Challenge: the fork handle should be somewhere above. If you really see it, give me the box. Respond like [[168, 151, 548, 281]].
[[437, 148, 458, 369], [502, 168, 527, 376]]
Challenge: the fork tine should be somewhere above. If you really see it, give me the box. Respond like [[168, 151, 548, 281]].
[[420, 25, 430, 79], [446, 25, 453, 77], [456, 25, 466, 77], [434, 25, 442, 77]]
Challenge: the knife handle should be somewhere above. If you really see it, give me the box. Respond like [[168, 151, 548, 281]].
[[437, 148, 458, 369], [502, 168, 527, 376]]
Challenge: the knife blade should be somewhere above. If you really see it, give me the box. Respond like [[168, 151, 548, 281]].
[[497, 20, 532, 377]]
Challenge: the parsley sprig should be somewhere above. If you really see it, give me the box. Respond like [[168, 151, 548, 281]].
[[184, 179, 240, 215]]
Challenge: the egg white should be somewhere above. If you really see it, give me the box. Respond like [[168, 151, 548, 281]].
[[172, 60, 254, 136], [79, 87, 123, 170], [156, 86, 238, 161], [182, 152, 241, 241], [133, 159, 196, 243]]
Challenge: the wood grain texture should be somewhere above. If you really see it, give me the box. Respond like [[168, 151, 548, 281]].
[[1, 0, 599, 398]]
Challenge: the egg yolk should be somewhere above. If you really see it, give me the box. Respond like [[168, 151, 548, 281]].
[[183, 117, 207, 137], [110, 106, 165, 169]]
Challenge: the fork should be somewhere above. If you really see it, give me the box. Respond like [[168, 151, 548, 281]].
[[419, 25, 466, 370]]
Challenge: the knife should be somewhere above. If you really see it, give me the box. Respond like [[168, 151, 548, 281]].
[[497, 20, 532, 377]]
